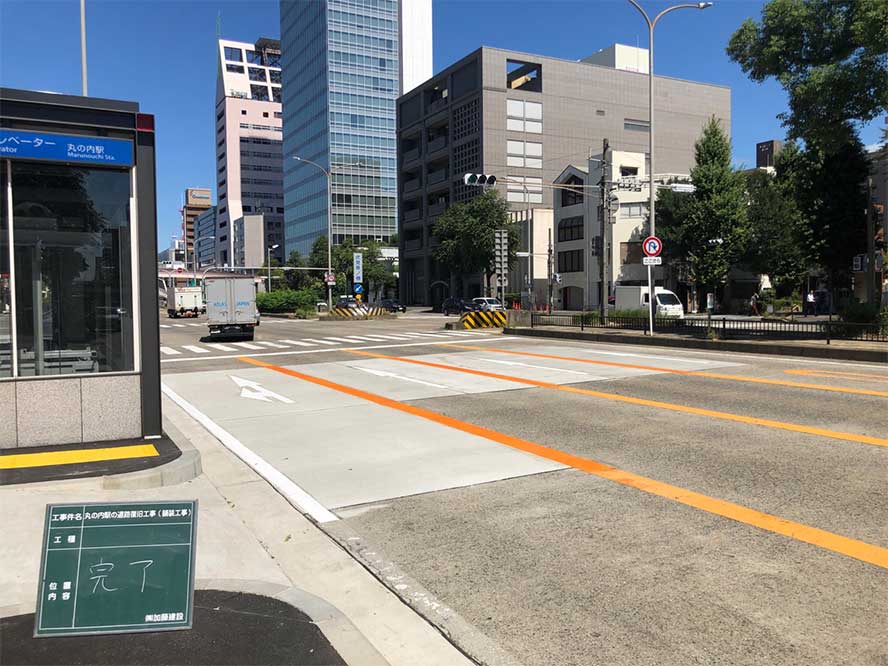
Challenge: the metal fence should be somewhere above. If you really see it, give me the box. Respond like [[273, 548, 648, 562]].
[[529, 312, 888, 344]]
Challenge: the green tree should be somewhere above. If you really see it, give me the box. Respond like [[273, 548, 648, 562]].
[[432, 189, 518, 294], [727, 0, 888, 149], [284, 250, 321, 293]]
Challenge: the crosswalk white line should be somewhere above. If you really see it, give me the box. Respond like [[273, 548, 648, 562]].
[[323, 337, 357, 343], [369, 334, 412, 340], [207, 343, 236, 352], [160, 346, 181, 355], [159, 324, 171, 329], [254, 341, 288, 348], [172, 324, 186, 328], [341, 336, 376, 342], [187, 323, 204, 328], [355, 335, 393, 341], [302, 338, 338, 345], [182, 345, 210, 354], [232, 342, 262, 350], [279, 339, 316, 347]]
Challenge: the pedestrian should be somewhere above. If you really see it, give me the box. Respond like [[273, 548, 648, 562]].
[[805, 290, 815, 316], [749, 292, 760, 317]]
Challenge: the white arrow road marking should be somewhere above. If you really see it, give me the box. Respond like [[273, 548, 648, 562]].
[[475, 357, 595, 376], [230, 375, 295, 403], [352, 366, 449, 389]]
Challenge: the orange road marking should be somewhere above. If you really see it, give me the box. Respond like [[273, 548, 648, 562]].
[[238, 355, 888, 571], [446, 344, 888, 398], [346, 349, 888, 449], [786, 369, 888, 384]]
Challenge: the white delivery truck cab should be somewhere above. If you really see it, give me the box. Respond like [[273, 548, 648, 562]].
[[614, 285, 685, 318], [166, 286, 204, 318], [205, 276, 259, 339]]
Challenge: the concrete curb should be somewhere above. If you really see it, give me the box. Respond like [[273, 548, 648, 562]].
[[322, 521, 523, 666], [196, 578, 391, 666], [504, 327, 888, 363]]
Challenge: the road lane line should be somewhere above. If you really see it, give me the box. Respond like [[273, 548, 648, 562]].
[[352, 365, 450, 389], [182, 345, 210, 354], [449, 344, 888, 398], [160, 346, 181, 355], [786, 369, 888, 383], [207, 343, 236, 352], [349, 350, 888, 449], [232, 342, 262, 350], [239, 356, 888, 571], [475, 357, 595, 376], [279, 339, 316, 347], [161, 384, 337, 524]]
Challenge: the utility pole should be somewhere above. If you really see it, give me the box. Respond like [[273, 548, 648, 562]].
[[599, 138, 610, 321], [547, 228, 554, 313], [80, 0, 88, 96], [866, 177, 877, 307]]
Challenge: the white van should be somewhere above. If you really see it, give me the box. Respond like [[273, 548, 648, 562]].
[[614, 286, 684, 318]]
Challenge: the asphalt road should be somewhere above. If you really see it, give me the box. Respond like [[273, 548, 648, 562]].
[[160, 313, 888, 665]]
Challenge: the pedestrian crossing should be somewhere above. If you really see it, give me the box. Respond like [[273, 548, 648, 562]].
[[158, 329, 493, 357]]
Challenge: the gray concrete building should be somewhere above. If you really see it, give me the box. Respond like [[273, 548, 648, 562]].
[[396, 45, 731, 306]]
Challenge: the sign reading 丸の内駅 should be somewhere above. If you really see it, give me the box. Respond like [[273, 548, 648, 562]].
[[0, 129, 134, 167], [34, 501, 197, 637]]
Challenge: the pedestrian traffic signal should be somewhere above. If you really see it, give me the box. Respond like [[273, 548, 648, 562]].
[[463, 173, 497, 187]]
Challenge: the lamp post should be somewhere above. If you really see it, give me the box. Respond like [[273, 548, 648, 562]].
[[626, 0, 712, 333], [291, 156, 363, 310], [266, 243, 280, 293]]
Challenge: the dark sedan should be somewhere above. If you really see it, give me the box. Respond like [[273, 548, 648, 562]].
[[441, 297, 479, 316]]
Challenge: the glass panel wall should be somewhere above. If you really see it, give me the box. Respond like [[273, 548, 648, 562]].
[[1, 162, 10, 377], [11, 162, 133, 376]]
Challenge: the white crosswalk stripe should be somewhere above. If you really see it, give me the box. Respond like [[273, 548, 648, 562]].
[[187, 323, 204, 328], [254, 341, 288, 348], [232, 342, 262, 350], [279, 339, 316, 347], [159, 324, 171, 329], [172, 324, 186, 328], [160, 346, 181, 355], [302, 338, 337, 345], [341, 336, 376, 342], [182, 345, 210, 354], [366, 334, 411, 340], [322, 337, 357, 343], [206, 343, 236, 352]]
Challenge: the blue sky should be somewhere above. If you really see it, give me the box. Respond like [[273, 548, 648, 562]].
[[0, 0, 884, 247]]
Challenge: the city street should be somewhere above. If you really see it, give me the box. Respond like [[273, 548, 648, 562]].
[[160, 315, 888, 666]]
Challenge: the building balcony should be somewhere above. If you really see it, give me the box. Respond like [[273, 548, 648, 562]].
[[427, 136, 448, 155], [405, 238, 423, 251], [428, 97, 449, 114], [427, 168, 448, 186], [428, 200, 448, 216], [403, 177, 421, 193], [403, 146, 421, 163], [404, 207, 422, 222]]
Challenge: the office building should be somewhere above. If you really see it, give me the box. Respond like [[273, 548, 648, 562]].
[[1, 88, 162, 446], [396, 45, 730, 306], [280, 0, 433, 255], [193, 206, 217, 268], [181, 187, 211, 265], [508, 208, 553, 309], [215, 37, 285, 268], [159, 237, 187, 268]]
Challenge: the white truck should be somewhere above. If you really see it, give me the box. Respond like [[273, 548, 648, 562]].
[[166, 286, 204, 318], [205, 276, 259, 340], [614, 285, 685, 318]]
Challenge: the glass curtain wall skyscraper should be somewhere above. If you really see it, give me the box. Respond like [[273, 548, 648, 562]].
[[280, 0, 431, 254]]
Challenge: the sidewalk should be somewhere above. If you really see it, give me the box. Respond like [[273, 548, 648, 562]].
[[0, 395, 474, 666]]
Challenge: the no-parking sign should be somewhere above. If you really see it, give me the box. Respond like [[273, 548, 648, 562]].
[[642, 236, 663, 257]]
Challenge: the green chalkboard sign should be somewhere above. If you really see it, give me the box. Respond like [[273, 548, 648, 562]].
[[34, 500, 197, 637]]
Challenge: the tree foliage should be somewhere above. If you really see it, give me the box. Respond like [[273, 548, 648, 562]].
[[727, 0, 888, 149], [432, 190, 519, 292]]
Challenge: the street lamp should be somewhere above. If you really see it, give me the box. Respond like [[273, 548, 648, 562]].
[[291, 156, 364, 310], [266, 243, 280, 293]]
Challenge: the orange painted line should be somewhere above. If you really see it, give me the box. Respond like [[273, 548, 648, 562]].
[[786, 369, 888, 384], [346, 349, 888, 450], [446, 344, 888, 398], [238, 355, 888, 571]]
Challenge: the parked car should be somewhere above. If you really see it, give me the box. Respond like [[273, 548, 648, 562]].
[[336, 296, 360, 309], [472, 297, 506, 312], [378, 298, 406, 313], [441, 297, 478, 316]]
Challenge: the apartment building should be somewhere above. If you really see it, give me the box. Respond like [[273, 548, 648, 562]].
[[181, 187, 211, 265], [214, 37, 285, 267], [193, 206, 217, 268], [396, 45, 731, 306], [280, 0, 432, 255]]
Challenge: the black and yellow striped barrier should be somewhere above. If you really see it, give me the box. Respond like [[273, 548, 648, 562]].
[[460, 310, 507, 329], [327, 306, 389, 319]]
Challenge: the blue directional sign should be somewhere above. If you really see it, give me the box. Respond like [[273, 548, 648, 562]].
[[0, 129, 133, 167], [353, 283, 363, 294]]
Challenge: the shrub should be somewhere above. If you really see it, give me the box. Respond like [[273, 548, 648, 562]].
[[256, 288, 320, 313], [839, 300, 880, 323]]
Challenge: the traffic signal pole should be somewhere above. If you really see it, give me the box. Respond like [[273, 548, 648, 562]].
[[599, 138, 610, 321], [867, 177, 877, 307]]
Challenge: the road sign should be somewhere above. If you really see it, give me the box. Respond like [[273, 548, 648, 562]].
[[642, 256, 662, 266], [353, 253, 363, 284], [230, 376, 294, 403], [324, 272, 336, 285], [353, 283, 363, 294], [642, 236, 662, 257], [34, 501, 197, 637]]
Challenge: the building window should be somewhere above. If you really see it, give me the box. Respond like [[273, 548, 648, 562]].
[[506, 99, 542, 133], [620, 242, 644, 264], [3, 162, 134, 377], [620, 202, 645, 217], [269, 69, 281, 84], [219, 206, 227, 214], [246, 49, 263, 65], [241, 109, 247, 115], [560, 175, 584, 207], [506, 140, 542, 169], [506, 59, 542, 92], [557, 249, 583, 273], [274, 111, 282, 119], [224, 47, 242, 62], [506, 175, 543, 203], [624, 119, 650, 132], [219, 234, 227, 242], [262, 112, 269, 118], [242, 206, 251, 212], [248, 67, 267, 82], [251, 85, 269, 101], [225, 64, 244, 74], [216, 110, 224, 121], [271, 87, 281, 103], [558, 216, 584, 242]]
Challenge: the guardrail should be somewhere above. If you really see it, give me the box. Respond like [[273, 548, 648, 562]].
[[529, 313, 888, 344]]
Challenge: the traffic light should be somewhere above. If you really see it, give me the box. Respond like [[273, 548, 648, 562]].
[[463, 173, 497, 187]]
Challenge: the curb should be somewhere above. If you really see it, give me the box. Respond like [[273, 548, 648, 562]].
[[322, 521, 523, 666], [504, 327, 888, 363]]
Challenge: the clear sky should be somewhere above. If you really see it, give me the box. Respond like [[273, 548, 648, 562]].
[[0, 0, 884, 248]]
